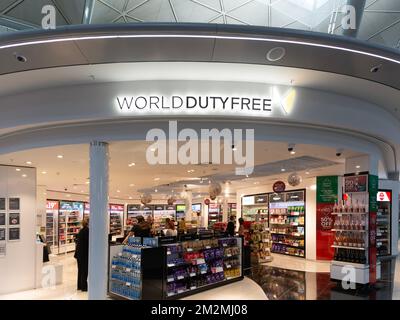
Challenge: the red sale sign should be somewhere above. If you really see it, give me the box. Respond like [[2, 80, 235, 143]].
[[316, 203, 335, 260]]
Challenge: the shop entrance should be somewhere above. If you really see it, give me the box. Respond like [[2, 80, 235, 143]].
[[0, 137, 381, 300]]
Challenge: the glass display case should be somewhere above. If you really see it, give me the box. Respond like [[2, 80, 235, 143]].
[[376, 190, 392, 256]]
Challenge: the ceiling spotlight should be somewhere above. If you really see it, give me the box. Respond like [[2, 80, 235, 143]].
[[281, 168, 286, 172], [85, 181, 90, 184], [288, 143, 295, 154], [26, 161, 32, 165], [22, 174, 27, 178], [231, 145, 237, 151], [336, 149, 343, 157], [16, 168, 21, 172], [66, 194, 71, 197], [155, 189, 158, 192], [129, 196, 132, 200], [356, 165, 361, 169], [129, 184, 135, 187], [117, 190, 120, 193], [41, 171, 47, 174], [57, 155, 63, 159], [154, 177, 160, 181], [305, 171, 310, 175], [14, 53, 27, 63], [128, 162, 136, 167]]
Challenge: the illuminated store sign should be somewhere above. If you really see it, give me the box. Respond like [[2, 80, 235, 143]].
[[116, 88, 296, 116]]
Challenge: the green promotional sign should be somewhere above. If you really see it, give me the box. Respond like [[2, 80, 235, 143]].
[[317, 176, 339, 203], [368, 175, 379, 212]]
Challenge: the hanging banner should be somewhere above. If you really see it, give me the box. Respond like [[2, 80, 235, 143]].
[[368, 175, 378, 284], [316, 176, 339, 260]]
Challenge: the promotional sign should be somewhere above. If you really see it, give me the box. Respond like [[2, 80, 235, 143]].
[[46, 200, 59, 210], [8, 227, 20, 241], [368, 175, 378, 284], [377, 191, 391, 202], [273, 181, 286, 193], [9, 198, 20, 211], [9, 213, 20, 226], [344, 175, 368, 193], [316, 176, 339, 260]]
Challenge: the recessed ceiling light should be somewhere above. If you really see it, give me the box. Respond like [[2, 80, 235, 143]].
[[26, 161, 32, 165], [290, 151, 296, 155], [66, 194, 71, 197], [129, 184, 135, 187], [128, 162, 136, 167], [155, 189, 158, 192], [356, 165, 361, 169], [129, 196, 132, 200], [305, 171, 310, 175], [57, 155, 63, 159], [16, 168, 21, 172], [117, 190, 120, 193], [281, 168, 286, 172], [85, 181, 90, 184], [154, 178, 160, 181], [41, 171, 47, 174]]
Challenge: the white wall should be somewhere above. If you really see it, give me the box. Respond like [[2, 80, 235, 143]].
[[0, 165, 37, 295]]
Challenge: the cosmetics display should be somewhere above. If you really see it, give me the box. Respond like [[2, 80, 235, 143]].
[[208, 203, 222, 228], [269, 190, 306, 258], [241, 194, 268, 222], [109, 204, 124, 236], [248, 221, 272, 263], [376, 191, 391, 256], [58, 201, 84, 254], [164, 237, 242, 297], [45, 200, 59, 251]]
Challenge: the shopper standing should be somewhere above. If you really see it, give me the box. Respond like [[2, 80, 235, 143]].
[[226, 216, 235, 236], [165, 220, 178, 237], [74, 218, 89, 292], [238, 218, 245, 236], [123, 215, 151, 244]]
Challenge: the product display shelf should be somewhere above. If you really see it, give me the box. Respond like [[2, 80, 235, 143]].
[[376, 192, 391, 256], [330, 182, 381, 284], [208, 204, 222, 228], [164, 237, 243, 299], [45, 212, 55, 247], [248, 221, 272, 264], [269, 197, 306, 258]]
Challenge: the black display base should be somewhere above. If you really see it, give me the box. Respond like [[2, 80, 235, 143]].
[[164, 276, 244, 300]]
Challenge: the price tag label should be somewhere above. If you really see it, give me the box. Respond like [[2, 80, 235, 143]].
[[177, 289, 184, 294], [205, 246, 211, 249], [167, 277, 174, 283], [190, 273, 196, 277], [226, 264, 232, 268], [177, 275, 184, 280], [187, 248, 193, 252], [223, 243, 227, 247], [167, 292, 174, 297], [227, 254, 232, 257], [216, 267, 223, 273], [201, 270, 207, 274], [197, 258, 205, 265], [167, 263, 175, 267], [190, 286, 196, 290], [167, 251, 171, 255]]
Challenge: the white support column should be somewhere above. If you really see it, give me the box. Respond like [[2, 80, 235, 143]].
[[88, 141, 109, 300], [185, 191, 193, 223]]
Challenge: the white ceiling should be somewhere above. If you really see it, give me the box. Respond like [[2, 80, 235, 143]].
[[1, 0, 399, 51], [0, 140, 362, 200]]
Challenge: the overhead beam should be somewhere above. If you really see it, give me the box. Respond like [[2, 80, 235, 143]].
[[342, 0, 366, 38], [0, 15, 39, 30], [82, 0, 95, 24]]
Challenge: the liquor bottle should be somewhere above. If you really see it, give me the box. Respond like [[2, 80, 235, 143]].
[[354, 200, 359, 213], [349, 197, 353, 213], [333, 201, 338, 213]]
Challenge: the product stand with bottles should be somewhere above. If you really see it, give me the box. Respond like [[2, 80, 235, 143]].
[[376, 190, 391, 256], [330, 174, 381, 285], [108, 236, 244, 300], [208, 203, 222, 228], [58, 201, 84, 254], [45, 200, 59, 253]]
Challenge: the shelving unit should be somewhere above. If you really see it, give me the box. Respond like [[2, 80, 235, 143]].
[[153, 205, 176, 234], [208, 203, 222, 228], [109, 204, 124, 236], [248, 221, 272, 263], [376, 190, 391, 256], [269, 190, 306, 258], [45, 200, 59, 252], [58, 201, 84, 254], [241, 194, 268, 222]]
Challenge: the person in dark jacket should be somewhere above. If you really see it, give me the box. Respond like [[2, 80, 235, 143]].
[[122, 215, 151, 244], [226, 216, 235, 236], [74, 218, 89, 291]]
